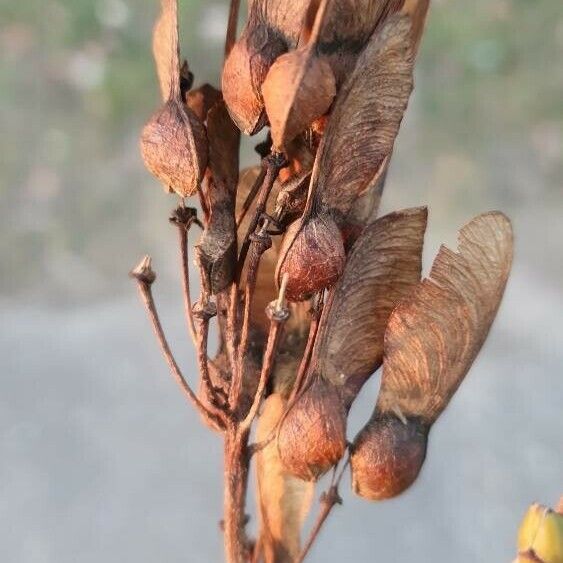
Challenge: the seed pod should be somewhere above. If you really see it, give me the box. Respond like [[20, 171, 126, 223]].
[[263, 49, 335, 150], [351, 414, 428, 500], [275, 212, 345, 302], [262, 0, 336, 149], [140, 0, 208, 197], [222, 7, 287, 135], [277, 378, 347, 481], [277, 208, 426, 481], [140, 100, 208, 197], [351, 212, 513, 500], [517, 503, 563, 563]]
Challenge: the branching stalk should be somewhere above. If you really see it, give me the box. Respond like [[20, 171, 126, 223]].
[[130, 256, 226, 430]]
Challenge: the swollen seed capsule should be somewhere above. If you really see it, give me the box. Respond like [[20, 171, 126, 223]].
[[277, 378, 347, 481], [350, 413, 428, 500], [140, 99, 208, 197], [276, 213, 345, 302]]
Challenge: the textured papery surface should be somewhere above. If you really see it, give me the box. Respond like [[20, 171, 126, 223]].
[[377, 212, 514, 423], [277, 378, 347, 481], [152, 0, 179, 101], [256, 394, 314, 562], [312, 14, 414, 220], [317, 207, 427, 403], [140, 99, 208, 197]]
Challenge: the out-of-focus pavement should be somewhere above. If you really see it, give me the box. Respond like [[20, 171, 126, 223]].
[[1, 1, 562, 561]]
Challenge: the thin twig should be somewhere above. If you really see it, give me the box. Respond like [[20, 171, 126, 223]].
[[177, 225, 198, 344], [237, 153, 286, 278], [296, 455, 350, 563], [130, 256, 226, 430], [229, 228, 271, 410], [240, 275, 290, 431], [248, 295, 323, 456], [236, 166, 267, 228], [195, 306, 228, 411], [170, 205, 203, 347], [289, 294, 324, 402]]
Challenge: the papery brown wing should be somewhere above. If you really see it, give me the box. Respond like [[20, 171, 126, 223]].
[[152, 0, 181, 101], [377, 212, 513, 423], [312, 14, 414, 220], [256, 394, 314, 562], [316, 207, 427, 403], [262, 0, 336, 149], [401, 0, 430, 55]]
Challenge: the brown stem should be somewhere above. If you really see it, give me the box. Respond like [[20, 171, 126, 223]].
[[289, 296, 323, 402], [223, 426, 251, 563], [240, 315, 285, 431], [177, 225, 198, 345], [130, 257, 226, 430], [296, 457, 350, 562], [236, 166, 267, 228], [230, 231, 271, 410], [196, 310, 227, 410], [237, 153, 286, 278]]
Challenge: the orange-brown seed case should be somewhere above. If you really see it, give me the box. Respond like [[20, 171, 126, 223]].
[[351, 414, 428, 500], [276, 213, 345, 302], [277, 378, 347, 481]]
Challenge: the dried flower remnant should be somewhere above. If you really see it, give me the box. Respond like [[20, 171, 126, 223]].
[[351, 212, 514, 500], [195, 99, 240, 295], [140, 0, 208, 197], [277, 208, 427, 481]]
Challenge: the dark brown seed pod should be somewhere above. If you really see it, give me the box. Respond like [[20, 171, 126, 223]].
[[222, 13, 287, 135], [275, 212, 345, 302], [140, 0, 208, 197], [277, 378, 347, 481], [350, 413, 428, 500], [351, 212, 513, 501]]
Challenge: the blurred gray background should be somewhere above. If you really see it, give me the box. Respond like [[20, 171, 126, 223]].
[[1, 0, 562, 561]]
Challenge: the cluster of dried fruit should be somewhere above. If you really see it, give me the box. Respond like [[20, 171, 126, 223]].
[[135, 1, 516, 561]]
